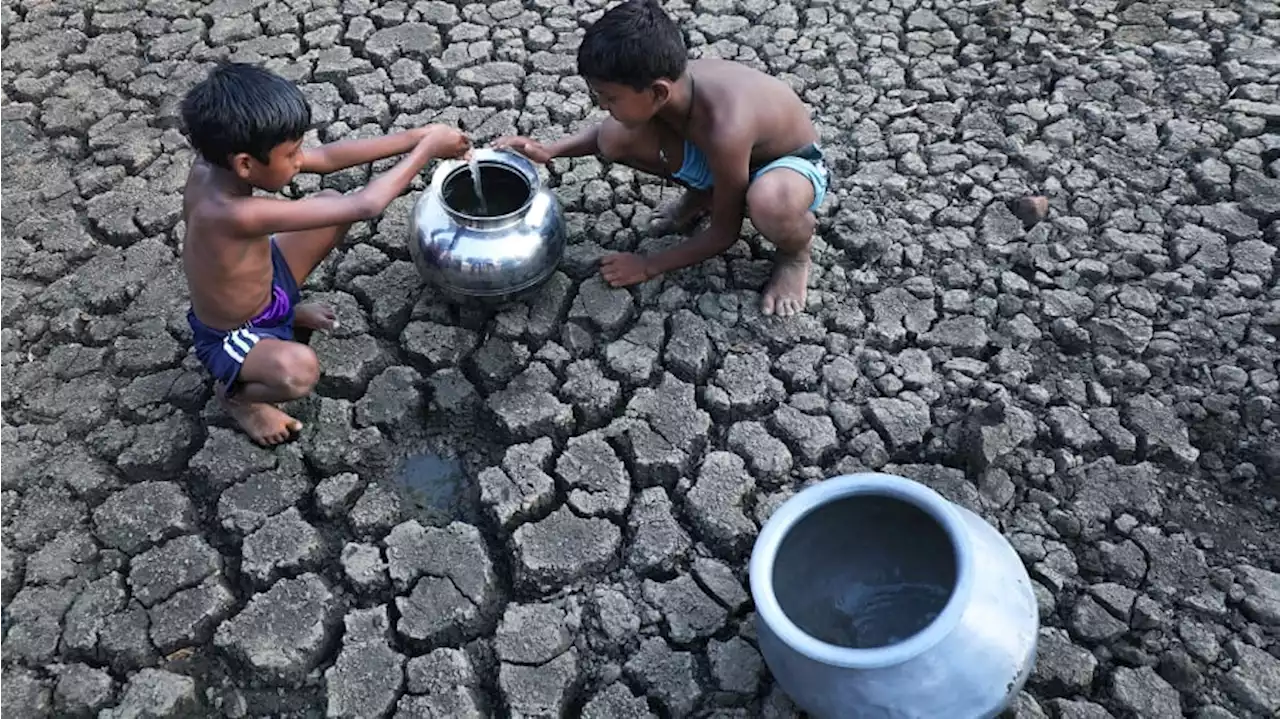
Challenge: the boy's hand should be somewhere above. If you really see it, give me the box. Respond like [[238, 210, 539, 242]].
[[422, 125, 472, 159], [493, 136, 553, 164], [600, 253, 653, 287]]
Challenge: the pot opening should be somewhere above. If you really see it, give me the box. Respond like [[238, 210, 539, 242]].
[[772, 493, 958, 650], [442, 162, 531, 219]]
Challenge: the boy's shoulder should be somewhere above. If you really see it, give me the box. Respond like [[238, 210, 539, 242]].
[[695, 57, 776, 91], [695, 88, 763, 147], [183, 159, 267, 207], [181, 162, 253, 230], [697, 61, 783, 122]]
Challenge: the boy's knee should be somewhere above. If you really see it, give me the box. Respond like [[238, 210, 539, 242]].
[[272, 344, 320, 397], [748, 174, 810, 229]]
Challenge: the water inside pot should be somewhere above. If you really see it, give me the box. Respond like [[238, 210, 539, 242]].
[[772, 495, 957, 649], [443, 162, 531, 218]]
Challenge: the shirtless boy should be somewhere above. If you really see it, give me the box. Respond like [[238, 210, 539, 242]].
[[495, 0, 829, 317], [180, 62, 470, 445]]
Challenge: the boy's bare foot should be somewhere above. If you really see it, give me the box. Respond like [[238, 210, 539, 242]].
[[218, 383, 303, 446], [650, 190, 710, 235], [295, 303, 338, 331], [761, 249, 811, 317]]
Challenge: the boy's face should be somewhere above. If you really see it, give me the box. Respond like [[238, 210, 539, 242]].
[[587, 78, 669, 128], [232, 138, 304, 191]]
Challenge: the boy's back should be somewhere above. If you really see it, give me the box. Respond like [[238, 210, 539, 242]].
[[183, 155, 281, 332], [675, 57, 819, 174]]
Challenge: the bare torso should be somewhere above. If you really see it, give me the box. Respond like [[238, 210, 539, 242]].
[[183, 159, 275, 331], [683, 58, 819, 164]]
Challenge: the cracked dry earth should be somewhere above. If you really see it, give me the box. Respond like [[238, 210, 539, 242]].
[[3, 0, 1280, 716]]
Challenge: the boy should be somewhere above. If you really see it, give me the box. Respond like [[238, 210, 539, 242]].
[[180, 62, 470, 446], [495, 0, 829, 317]]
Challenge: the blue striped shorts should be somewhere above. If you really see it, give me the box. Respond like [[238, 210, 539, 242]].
[[671, 141, 830, 212], [187, 238, 299, 394]]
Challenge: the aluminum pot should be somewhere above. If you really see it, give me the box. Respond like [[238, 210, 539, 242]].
[[409, 147, 566, 301], [750, 472, 1039, 719]]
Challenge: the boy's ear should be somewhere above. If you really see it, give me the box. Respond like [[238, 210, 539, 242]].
[[229, 152, 256, 180], [651, 78, 674, 105]]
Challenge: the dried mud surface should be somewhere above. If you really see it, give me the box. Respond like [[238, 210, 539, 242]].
[[3, 0, 1280, 717]]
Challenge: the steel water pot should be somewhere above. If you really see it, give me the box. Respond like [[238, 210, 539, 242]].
[[409, 147, 566, 301], [749, 472, 1039, 718]]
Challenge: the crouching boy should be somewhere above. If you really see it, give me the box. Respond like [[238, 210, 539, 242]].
[[180, 62, 470, 445], [496, 0, 830, 317]]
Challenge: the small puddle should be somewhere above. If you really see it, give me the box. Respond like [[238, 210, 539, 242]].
[[392, 451, 469, 525]]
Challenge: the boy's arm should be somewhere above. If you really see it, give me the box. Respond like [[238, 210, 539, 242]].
[[299, 127, 432, 175], [229, 135, 446, 236], [641, 138, 751, 276], [544, 124, 601, 160], [493, 124, 600, 163]]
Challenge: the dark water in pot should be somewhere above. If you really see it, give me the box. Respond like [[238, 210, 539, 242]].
[[772, 495, 958, 649], [444, 164, 531, 217]]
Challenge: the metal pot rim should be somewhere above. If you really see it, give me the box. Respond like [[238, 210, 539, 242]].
[[430, 147, 541, 224], [748, 472, 977, 670]]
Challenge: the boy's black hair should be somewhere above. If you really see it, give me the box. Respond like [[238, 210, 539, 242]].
[[577, 0, 687, 91], [180, 62, 312, 168]]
